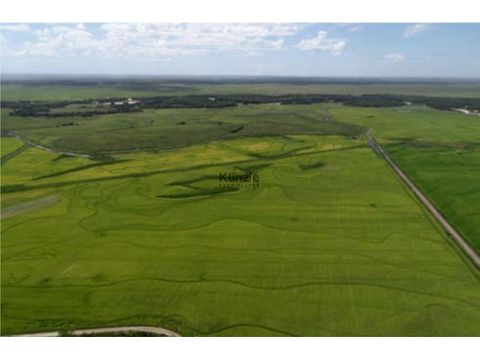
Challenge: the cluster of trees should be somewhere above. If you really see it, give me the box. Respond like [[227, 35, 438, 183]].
[[230, 125, 244, 134], [403, 95, 480, 111], [116, 94, 407, 108], [4, 100, 81, 116], [139, 93, 480, 111], [3, 94, 480, 118], [5, 100, 141, 117], [56, 122, 78, 127], [140, 95, 237, 108], [45, 105, 142, 118]]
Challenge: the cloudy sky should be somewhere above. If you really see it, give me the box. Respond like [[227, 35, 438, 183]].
[[1, 23, 479, 77]]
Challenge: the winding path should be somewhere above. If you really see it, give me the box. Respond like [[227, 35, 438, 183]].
[[1, 194, 60, 220], [366, 132, 480, 269], [14, 326, 181, 337]]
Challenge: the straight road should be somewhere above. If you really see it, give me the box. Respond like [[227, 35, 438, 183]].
[[0, 144, 29, 165], [11, 132, 90, 158], [366, 133, 480, 269]]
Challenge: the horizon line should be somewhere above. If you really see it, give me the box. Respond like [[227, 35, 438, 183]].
[[2, 73, 480, 81]]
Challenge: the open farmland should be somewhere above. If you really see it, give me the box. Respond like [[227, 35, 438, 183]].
[[1, 137, 24, 157], [2, 133, 480, 336], [2, 78, 480, 101], [325, 104, 480, 253], [1, 105, 361, 155], [1, 79, 480, 336]]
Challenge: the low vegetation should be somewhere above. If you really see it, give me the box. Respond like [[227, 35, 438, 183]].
[[325, 104, 480, 254], [4, 93, 480, 118], [1, 80, 480, 336]]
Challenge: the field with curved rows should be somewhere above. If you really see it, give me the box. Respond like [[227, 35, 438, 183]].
[[2, 133, 480, 336]]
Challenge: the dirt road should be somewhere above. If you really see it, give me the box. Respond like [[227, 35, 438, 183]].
[[14, 326, 181, 337], [1, 194, 61, 220], [367, 133, 480, 269], [11, 133, 90, 158], [0, 144, 29, 165]]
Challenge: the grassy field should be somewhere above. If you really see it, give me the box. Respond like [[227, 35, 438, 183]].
[[326, 104, 480, 144], [325, 104, 480, 253], [1, 137, 25, 157], [388, 144, 480, 251], [2, 86, 480, 337], [1, 105, 362, 154], [1, 84, 199, 101], [2, 133, 480, 336], [3, 82, 480, 101]]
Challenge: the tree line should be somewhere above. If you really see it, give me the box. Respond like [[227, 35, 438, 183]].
[[3, 93, 480, 118]]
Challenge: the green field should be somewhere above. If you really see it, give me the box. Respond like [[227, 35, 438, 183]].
[[388, 145, 480, 251], [1, 84, 199, 101], [2, 134, 480, 336], [3, 81, 480, 101], [2, 83, 480, 336], [1, 137, 24, 157], [1, 105, 361, 154], [325, 104, 480, 252]]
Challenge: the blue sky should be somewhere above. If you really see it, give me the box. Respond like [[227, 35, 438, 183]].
[[1, 23, 479, 77]]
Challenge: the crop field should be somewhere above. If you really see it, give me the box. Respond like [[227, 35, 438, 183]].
[[1, 137, 24, 157], [1, 81, 480, 336], [325, 104, 480, 253], [1, 133, 479, 336], [388, 145, 480, 251]]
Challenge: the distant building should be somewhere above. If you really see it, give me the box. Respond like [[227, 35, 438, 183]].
[[110, 98, 140, 106], [127, 98, 140, 105]]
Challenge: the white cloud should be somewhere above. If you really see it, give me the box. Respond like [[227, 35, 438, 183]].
[[385, 53, 406, 62], [15, 25, 96, 57], [404, 24, 430, 38], [348, 25, 363, 32], [102, 23, 300, 55], [5, 23, 304, 60], [0, 23, 31, 32], [297, 31, 346, 55]]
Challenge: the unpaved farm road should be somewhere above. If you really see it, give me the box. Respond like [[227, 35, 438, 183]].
[[14, 326, 181, 337], [1, 194, 60, 220], [11, 133, 90, 158], [0, 144, 29, 165], [367, 132, 480, 269]]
